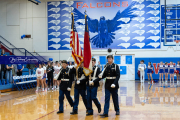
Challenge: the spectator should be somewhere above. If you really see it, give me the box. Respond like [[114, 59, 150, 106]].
[[68, 61, 74, 69], [97, 61, 102, 71], [17, 64, 24, 76], [1, 49, 5, 56], [6, 64, 13, 83], [59, 60, 62, 65], [12, 64, 17, 77], [27, 64, 35, 75], [0, 54, 6, 80], [46, 61, 54, 90]]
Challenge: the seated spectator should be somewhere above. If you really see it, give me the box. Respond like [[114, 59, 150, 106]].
[[27, 64, 35, 75], [6, 64, 13, 83], [17, 64, 24, 76]]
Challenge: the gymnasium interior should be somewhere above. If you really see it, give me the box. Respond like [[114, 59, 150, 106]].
[[0, 0, 180, 119]]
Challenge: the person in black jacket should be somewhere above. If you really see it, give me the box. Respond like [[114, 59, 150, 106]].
[[99, 55, 120, 117], [70, 62, 88, 115], [86, 58, 101, 116], [57, 60, 74, 114], [46, 61, 54, 90]]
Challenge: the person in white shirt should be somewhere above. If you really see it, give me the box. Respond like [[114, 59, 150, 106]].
[[54, 62, 62, 90], [68, 62, 74, 69], [42, 63, 48, 91], [36, 64, 44, 92], [138, 60, 146, 82]]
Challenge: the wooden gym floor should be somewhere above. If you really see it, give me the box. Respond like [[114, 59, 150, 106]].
[[0, 81, 180, 120]]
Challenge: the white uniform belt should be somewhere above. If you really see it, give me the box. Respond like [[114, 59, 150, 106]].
[[61, 79, 69, 81], [91, 77, 98, 81], [106, 77, 116, 79], [78, 78, 84, 81]]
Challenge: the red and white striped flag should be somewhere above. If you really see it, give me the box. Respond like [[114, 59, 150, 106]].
[[70, 13, 83, 67]]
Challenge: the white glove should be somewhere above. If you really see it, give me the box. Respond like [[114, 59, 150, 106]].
[[98, 74, 102, 79], [67, 87, 71, 91], [111, 84, 116, 88], [77, 80, 80, 84], [74, 64, 77, 68], [89, 81, 94, 86]]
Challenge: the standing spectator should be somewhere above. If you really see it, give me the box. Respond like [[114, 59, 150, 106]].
[[59, 60, 62, 65], [35, 64, 44, 92], [6, 64, 13, 83], [138, 60, 146, 82], [0, 62, 1, 80], [0, 54, 6, 80], [17, 64, 24, 76], [12, 64, 17, 77], [46, 61, 54, 90], [1, 49, 5, 55], [27, 64, 35, 75], [97, 61, 102, 71], [68, 62, 74, 69]]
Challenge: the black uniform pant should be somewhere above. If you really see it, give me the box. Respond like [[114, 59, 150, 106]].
[[104, 88, 119, 114], [47, 73, 53, 87], [73, 88, 87, 112], [87, 85, 101, 113], [59, 89, 73, 111]]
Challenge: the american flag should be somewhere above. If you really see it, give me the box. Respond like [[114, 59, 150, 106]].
[[70, 13, 83, 67]]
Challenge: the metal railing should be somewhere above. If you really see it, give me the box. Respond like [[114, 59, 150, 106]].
[[0, 35, 48, 62]]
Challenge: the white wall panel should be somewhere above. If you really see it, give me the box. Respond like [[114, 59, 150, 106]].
[[7, 4, 20, 25], [33, 3, 46, 18], [20, 19, 27, 38], [33, 18, 46, 52], [20, 2, 26, 18], [27, 2, 32, 18], [27, 18, 33, 38]]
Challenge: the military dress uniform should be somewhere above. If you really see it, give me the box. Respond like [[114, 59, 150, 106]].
[[86, 65, 101, 115], [70, 67, 88, 114], [100, 63, 120, 117], [57, 67, 74, 113]]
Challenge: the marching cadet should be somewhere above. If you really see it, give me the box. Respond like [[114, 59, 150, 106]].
[[99, 55, 120, 117], [56, 60, 74, 114], [70, 62, 88, 115], [86, 58, 101, 116]]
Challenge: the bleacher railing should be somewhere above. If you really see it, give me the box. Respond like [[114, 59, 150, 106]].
[[0, 35, 48, 62]]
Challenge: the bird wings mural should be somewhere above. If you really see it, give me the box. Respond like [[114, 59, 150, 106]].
[[73, 1, 138, 48]]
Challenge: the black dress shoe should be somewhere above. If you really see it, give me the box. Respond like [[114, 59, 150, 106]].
[[86, 113, 93, 116], [100, 113, 108, 117], [57, 111, 63, 114], [98, 105, 101, 113], [70, 111, 78, 115], [116, 111, 120, 115]]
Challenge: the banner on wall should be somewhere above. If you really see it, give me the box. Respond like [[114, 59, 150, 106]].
[[47, 0, 161, 50]]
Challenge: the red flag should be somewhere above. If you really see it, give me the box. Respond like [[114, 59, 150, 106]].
[[83, 15, 92, 76], [70, 13, 83, 67]]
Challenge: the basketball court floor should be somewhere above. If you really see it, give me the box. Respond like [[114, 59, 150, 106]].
[[0, 81, 180, 120]]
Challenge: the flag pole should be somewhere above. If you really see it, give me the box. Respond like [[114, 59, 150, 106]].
[[84, 10, 91, 84]]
